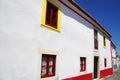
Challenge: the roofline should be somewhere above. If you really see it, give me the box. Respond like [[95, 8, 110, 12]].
[[111, 41, 116, 49], [59, 0, 112, 38]]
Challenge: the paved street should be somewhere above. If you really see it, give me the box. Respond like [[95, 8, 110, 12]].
[[103, 66, 120, 80]]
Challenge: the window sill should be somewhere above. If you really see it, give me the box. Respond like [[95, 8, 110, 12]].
[[79, 70, 87, 75], [80, 70, 86, 72], [41, 24, 60, 32], [41, 76, 58, 80], [103, 46, 107, 48], [94, 49, 99, 52], [41, 75, 55, 78]]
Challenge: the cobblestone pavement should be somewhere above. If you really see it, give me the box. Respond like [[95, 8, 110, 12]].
[[104, 67, 120, 80]]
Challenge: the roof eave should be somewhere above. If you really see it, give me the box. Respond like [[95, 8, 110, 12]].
[[59, 0, 112, 38]]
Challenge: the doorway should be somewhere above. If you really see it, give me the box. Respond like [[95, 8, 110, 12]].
[[94, 57, 99, 79]]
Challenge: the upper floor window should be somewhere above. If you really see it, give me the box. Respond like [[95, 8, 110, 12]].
[[94, 29, 98, 49], [46, 2, 58, 29], [41, 54, 56, 78], [41, 0, 61, 32], [103, 36, 106, 48], [80, 57, 86, 72]]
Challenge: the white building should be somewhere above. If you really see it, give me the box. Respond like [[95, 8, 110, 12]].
[[0, 0, 113, 80], [111, 42, 118, 71], [116, 55, 120, 68]]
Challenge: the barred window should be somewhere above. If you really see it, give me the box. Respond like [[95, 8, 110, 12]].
[[41, 54, 56, 78], [80, 57, 86, 71]]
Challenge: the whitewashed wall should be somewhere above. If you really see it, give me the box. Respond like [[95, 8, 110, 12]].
[[58, 2, 94, 79], [112, 47, 118, 71], [98, 32, 112, 70], [0, 0, 42, 80], [112, 47, 116, 64], [0, 0, 111, 80]]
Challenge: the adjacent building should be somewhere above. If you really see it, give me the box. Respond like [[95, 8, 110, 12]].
[[111, 42, 118, 71], [0, 0, 113, 80]]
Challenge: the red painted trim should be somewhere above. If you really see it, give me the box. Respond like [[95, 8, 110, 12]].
[[46, 1, 58, 29], [41, 54, 56, 78], [58, 0, 111, 38], [59, 0, 94, 27], [100, 68, 113, 78], [80, 57, 86, 72], [63, 73, 92, 80]]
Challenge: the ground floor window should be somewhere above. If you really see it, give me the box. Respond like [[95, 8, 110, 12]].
[[80, 57, 86, 71], [104, 58, 107, 67], [41, 54, 56, 78]]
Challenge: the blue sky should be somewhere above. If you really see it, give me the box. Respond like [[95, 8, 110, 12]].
[[75, 0, 120, 54]]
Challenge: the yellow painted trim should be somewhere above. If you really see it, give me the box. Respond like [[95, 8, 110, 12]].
[[103, 36, 106, 48], [103, 46, 106, 48], [41, 0, 47, 26], [41, 0, 61, 32]]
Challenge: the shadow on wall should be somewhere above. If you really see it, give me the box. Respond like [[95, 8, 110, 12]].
[[59, 1, 93, 30]]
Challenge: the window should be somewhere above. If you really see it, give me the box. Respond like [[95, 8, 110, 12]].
[[41, 54, 56, 78], [46, 2, 58, 29], [103, 36, 106, 48], [104, 58, 107, 67], [94, 29, 98, 49], [41, 0, 61, 32], [80, 57, 86, 71]]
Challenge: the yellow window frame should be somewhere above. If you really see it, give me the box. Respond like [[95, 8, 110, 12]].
[[41, 0, 61, 32], [103, 36, 106, 48]]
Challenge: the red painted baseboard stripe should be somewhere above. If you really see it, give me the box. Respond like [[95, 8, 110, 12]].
[[63, 73, 92, 80], [62, 68, 113, 80], [100, 68, 113, 78]]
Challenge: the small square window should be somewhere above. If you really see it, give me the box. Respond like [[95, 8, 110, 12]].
[[80, 57, 86, 72], [41, 54, 56, 78]]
